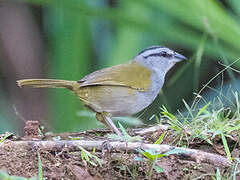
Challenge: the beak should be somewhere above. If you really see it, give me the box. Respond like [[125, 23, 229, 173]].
[[174, 52, 187, 61]]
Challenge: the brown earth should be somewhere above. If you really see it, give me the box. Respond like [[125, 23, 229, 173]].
[[0, 121, 239, 180]]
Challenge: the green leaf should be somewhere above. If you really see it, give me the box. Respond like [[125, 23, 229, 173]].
[[154, 132, 166, 145], [140, 149, 166, 161], [78, 145, 102, 167], [154, 165, 165, 173], [142, 151, 155, 161], [156, 153, 166, 158], [0, 133, 13, 143]]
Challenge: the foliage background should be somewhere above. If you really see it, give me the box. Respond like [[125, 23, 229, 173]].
[[0, 0, 240, 134]]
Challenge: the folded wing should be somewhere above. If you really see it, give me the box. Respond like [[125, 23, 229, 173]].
[[78, 61, 152, 92]]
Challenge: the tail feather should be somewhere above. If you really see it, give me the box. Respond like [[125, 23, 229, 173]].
[[17, 79, 76, 90]]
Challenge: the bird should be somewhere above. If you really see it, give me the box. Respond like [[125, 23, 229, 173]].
[[17, 46, 187, 136]]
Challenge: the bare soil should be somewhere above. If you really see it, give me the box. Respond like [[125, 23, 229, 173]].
[[0, 121, 239, 180]]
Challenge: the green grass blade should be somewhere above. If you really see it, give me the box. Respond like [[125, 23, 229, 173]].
[[216, 167, 221, 180], [193, 33, 206, 92], [182, 99, 194, 119], [38, 152, 43, 180], [196, 102, 211, 117], [221, 133, 232, 161]]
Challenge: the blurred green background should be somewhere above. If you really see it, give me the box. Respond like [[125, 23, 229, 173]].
[[0, 0, 240, 134]]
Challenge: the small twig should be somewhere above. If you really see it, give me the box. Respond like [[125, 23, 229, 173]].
[[134, 124, 169, 135], [1, 139, 231, 168]]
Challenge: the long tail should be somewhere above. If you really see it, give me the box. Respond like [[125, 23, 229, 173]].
[[17, 79, 76, 90]]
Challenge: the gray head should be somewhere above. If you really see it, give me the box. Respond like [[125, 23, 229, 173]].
[[134, 46, 187, 73]]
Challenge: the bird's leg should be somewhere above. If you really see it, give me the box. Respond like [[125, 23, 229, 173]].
[[96, 112, 123, 136]]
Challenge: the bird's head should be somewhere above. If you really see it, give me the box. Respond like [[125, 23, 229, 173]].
[[134, 46, 187, 72]]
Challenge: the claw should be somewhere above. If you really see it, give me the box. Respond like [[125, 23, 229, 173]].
[[101, 140, 112, 156]]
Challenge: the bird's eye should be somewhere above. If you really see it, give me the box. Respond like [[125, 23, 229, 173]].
[[161, 51, 167, 57]]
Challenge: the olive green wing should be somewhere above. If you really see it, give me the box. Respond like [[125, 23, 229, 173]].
[[78, 61, 152, 92]]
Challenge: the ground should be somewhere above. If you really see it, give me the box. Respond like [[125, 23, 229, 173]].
[[0, 121, 239, 180]]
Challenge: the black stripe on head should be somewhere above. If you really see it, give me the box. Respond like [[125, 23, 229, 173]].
[[144, 51, 173, 59], [137, 46, 164, 55]]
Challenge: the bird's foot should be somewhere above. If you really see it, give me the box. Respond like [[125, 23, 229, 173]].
[[101, 140, 113, 156]]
